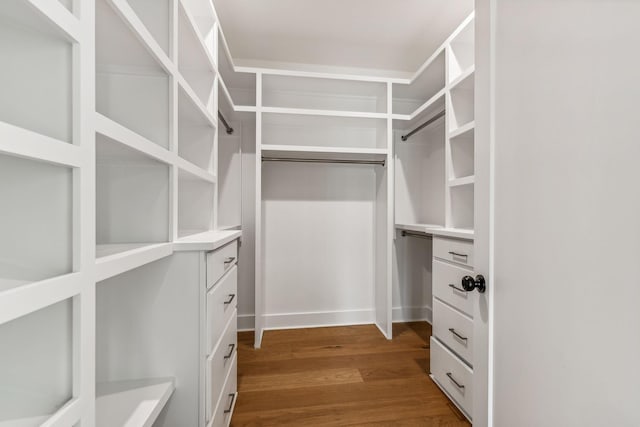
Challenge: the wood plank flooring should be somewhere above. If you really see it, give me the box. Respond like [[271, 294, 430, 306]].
[[232, 322, 471, 426]]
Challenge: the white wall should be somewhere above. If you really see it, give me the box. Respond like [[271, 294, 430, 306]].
[[489, 1, 640, 425]]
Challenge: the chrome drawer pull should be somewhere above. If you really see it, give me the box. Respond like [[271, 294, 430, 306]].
[[448, 283, 468, 293], [224, 343, 236, 359], [224, 294, 236, 305], [224, 256, 236, 265], [449, 328, 468, 341], [448, 251, 468, 259], [223, 393, 236, 414], [446, 372, 465, 389]]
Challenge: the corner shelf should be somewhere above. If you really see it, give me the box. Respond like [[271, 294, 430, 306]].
[[393, 50, 445, 115], [96, 378, 174, 427]]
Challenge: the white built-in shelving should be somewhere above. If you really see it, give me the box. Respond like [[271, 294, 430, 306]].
[[96, 378, 174, 427]]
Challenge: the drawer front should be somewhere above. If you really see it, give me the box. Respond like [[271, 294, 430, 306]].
[[430, 336, 473, 417], [206, 312, 237, 422], [206, 266, 238, 355], [206, 240, 238, 290], [433, 259, 474, 317], [433, 299, 473, 365], [211, 355, 238, 427], [433, 237, 474, 267]]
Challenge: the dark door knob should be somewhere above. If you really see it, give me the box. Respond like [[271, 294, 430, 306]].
[[461, 275, 486, 293]]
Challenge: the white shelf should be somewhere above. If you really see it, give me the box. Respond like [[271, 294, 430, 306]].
[[173, 229, 242, 252], [393, 50, 445, 115], [95, 113, 173, 165], [261, 106, 387, 120], [96, 243, 173, 282], [393, 90, 446, 133], [178, 1, 216, 106], [449, 121, 475, 139], [262, 144, 388, 162], [16, 0, 82, 42], [176, 156, 217, 183], [0, 273, 82, 326], [96, 378, 174, 427], [450, 66, 475, 91], [98, 0, 173, 74], [396, 223, 474, 240], [0, 121, 82, 168], [177, 75, 216, 128], [449, 176, 475, 187], [0, 415, 50, 427]]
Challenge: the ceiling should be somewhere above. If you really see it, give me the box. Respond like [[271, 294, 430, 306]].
[[213, 0, 474, 75]]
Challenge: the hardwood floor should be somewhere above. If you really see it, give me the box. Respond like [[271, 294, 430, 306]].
[[232, 322, 471, 426]]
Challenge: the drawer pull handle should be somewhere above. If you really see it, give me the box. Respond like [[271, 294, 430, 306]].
[[224, 257, 236, 265], [449, 328, 468, 341], [446, 372, 465, 390], [224, 343, 236, 359], [223, 393, 236, 414], [224, 294, 236, 305], [448, 283, 468, 293], [448, 251, 468, 259]]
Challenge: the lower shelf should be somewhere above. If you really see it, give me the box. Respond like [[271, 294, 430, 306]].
[[96, 378, 175, 427], [96, 243, 173, 282]]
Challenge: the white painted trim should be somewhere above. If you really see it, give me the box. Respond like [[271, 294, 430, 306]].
[[392, 305, 433, 324], [40, 398, 82, 427], [262, 309, 375, 331], [237, 314, 255, 332], [176, 75, 217, 128], [0, 121, 83, 168], [26, 0, 82, 42], [0, 273, 84, 326], [95, 243, 173, 282]]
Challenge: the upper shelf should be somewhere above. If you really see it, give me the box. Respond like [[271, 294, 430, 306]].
[[178, 1, 216, 108], [262, 74, 386, 114], [218, 29, 256, 107], [96, 0, 172, 75], [0, 0, 75, 144], [393, 50, 445, 116]]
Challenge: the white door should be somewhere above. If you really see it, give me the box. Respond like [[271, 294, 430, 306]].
[[481, 1, 640, 426], [472, 3, 492, 426]]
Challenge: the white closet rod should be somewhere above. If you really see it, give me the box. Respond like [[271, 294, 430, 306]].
[[401, 110, 446, 141], [218, 111, 234, 134], [261, 156, 386, 166]]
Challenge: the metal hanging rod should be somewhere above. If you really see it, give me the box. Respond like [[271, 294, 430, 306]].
[[401, 110, 446, 141], [401, 230, 432, 239], [218, 111, 234, 135], [262, 156, 385, 166]]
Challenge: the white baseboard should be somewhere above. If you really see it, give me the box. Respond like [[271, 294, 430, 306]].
[[238, 314, 255, 332], [392, 305, 432, 324], [262, 309, 375, 331], [238, 307, 430, 333]]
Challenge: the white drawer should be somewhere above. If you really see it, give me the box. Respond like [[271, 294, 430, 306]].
[[209, 354, 238, 427], [206, 311, 237, 422], [430, 336, 473, 418], [206, 266, 238, 355], [433, 259, 474, 317], [206, 240, 238, 290], [433, 299, 473, 366], [433, 237, 474, 267]]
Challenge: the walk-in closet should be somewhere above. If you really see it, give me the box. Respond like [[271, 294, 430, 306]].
[[1, 0, 639, 426]]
